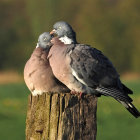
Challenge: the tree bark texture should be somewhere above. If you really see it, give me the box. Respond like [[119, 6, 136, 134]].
[[26, 93, 97, 140]]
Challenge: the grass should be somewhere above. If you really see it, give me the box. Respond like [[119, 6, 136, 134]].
[[97, 80, 140, 140], [0, 83, 29, 140], [0, 81, 140, 140]]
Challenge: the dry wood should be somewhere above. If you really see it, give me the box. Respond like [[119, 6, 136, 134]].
[[26, 93, 97, 140]]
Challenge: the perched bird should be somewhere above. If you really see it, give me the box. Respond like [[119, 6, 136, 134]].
[[48, 21, 140, 118], [24, 32, 70, 96]]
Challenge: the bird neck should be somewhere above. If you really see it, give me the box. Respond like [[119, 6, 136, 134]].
[[36, 43, 51, 52], [59, 36, 75, 44], [36, 43, 39, 48]]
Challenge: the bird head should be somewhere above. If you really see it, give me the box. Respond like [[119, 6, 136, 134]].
[[50, 21, 77, 44], [37, 32, 53, 49]]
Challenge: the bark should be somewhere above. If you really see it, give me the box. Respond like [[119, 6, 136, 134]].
[[26, 93, 97, 140]]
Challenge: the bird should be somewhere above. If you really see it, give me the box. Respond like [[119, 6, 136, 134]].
[[48, 21, 140, 118], [24, 32, 70, 96]]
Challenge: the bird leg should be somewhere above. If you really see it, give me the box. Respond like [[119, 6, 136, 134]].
[[79, 92, 83, 98], [70, 90, 77, 95], [70, 91, 83, 99]]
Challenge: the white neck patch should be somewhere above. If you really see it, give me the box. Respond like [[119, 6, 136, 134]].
[[59, 36, 73, 44], [36, 43, 39, 48]]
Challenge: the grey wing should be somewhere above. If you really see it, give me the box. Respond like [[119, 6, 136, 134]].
[[70, 44, 119, 88], [69, 44, 133, 101]]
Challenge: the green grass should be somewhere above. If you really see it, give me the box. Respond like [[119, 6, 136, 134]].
[[0, 83, 29, 140], [97, 80, 140, 140], [0, 81, 140, 140]]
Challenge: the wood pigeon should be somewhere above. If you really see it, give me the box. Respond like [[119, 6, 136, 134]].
[[24, 32, 70, 96], [48, 21, 140, 118]]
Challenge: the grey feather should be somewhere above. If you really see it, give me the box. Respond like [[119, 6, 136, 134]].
[[38, 32, 53, 49], [68, 44, 134, 102], [70, 44, 120, 88], [50, 21, 139, 118], [95, 86, 132, 102], [117, 100, 140, 118]]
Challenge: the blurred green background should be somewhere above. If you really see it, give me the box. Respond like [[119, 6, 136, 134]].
[[0, 0, 140, 139], [1, 0, 140, 72]]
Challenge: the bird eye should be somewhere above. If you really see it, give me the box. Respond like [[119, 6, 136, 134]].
[[44, 37, 47, 41]]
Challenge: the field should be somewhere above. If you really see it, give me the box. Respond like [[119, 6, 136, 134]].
[[0, 80, 140, 140]]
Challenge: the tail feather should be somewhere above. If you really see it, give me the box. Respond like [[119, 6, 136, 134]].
[[96, 86, 140, 118], [122, 84, 133, 94], [96, 86, 132, 102], [117, 100, 140, 118]]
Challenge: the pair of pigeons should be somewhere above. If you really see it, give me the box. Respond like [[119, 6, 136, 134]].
[[24, 21, 140, 118]]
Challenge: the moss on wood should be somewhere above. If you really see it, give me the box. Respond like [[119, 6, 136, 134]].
[[26, 93, 97, 140]]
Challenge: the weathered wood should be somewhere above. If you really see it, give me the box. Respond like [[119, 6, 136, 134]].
[[26, 93, 97, 140]]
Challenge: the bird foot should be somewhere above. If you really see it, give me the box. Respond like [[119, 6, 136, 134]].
[[79, 92, 84, 99], [70, 90, 77, 95], [70, 91, 83, 99]]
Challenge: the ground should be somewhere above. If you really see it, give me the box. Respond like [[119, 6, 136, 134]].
[[0, 71, 140, 140]]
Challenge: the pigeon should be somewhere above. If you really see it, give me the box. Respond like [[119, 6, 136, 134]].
[[24, 32, 70, 96], [48, 21, 140, 118]]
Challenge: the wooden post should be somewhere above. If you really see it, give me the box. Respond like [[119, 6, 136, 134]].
[[26, 93, 97, 140]]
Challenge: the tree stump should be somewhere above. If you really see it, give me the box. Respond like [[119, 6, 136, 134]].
[[26, 93, 97, 140]]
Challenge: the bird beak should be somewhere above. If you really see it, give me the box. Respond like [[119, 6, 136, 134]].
[[50, 29, 56, 35]]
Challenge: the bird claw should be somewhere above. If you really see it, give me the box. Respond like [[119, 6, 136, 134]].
[[70, 90, 77, 95], [79, 92, 83, 98], [70, 91, 83, 99]]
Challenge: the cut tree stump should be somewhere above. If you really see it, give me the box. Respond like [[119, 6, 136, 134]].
[[26, 93, 97, 140]]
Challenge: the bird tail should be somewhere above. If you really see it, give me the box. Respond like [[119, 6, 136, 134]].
[[96, 86, 140, 118], [122, 84, 133, 94], [117, 100, 140, 118]]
